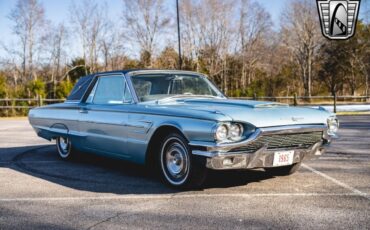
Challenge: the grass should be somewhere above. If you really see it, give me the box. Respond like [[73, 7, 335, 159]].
[[0, 116, 28, 119]]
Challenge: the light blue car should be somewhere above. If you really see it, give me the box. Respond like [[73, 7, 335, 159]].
[[28, 70, 339, 188]]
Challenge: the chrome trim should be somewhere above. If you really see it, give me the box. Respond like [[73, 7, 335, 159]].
[[213, 122, 246, 143], [190, 124, 327, 154], [128, 70, 203, 76], [124, 72, 140, 103], [202, 141, 327, 170], [327, 115, 339, 137], [328, 133, 339, 139], [84, 73, 136, 105]]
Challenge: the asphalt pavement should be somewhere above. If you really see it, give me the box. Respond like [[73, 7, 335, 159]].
[[0, 116, 369, 229]]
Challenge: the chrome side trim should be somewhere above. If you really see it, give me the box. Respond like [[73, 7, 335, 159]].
[[190, 124, 327, 154]]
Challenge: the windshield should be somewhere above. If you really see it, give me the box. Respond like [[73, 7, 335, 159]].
[[131, 74, 224, 102]]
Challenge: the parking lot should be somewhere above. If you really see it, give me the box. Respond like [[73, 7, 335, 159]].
[[0, 116, 369, 229]]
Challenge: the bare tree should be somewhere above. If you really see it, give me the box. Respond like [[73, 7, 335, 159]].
[[180, 0, 236, 93], [355, 21, 370, 97], [179, 0, 198, 64], [0, 43, 23, 87], [9, 0, 45, 81], [281, 0, 323, 98], [47, 24, 68, 97], [100, 22, 126, 71], [121, 0, 170, 67], [238, 0, 272, 88], [70, 0, 109, 73]]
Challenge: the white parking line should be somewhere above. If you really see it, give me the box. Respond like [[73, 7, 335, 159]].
[[319, 156, 370, 161], [0, 193, 364, 202], [302, 163, 369, 200], [0, 160, 60, 164]]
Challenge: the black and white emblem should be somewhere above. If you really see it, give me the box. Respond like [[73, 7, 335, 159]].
[[317, 0, 361, 40]]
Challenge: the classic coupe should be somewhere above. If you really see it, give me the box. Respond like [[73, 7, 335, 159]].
[[28, 70, 339, 188]]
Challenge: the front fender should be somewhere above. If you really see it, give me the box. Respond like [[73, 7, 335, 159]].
[[126, 114, 217, 165]]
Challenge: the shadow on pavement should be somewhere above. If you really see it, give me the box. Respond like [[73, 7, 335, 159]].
[[0, 144, 275, 194]]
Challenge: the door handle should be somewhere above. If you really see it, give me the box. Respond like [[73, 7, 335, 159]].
[[79, 108, 88, 114]]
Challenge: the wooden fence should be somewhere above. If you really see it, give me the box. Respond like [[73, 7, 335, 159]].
[[0, 95, 369, 116]]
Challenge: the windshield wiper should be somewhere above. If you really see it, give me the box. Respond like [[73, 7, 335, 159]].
[[156, 95, 221, 104]]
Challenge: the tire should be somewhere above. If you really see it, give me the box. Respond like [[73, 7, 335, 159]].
[[56, 136, 76, 160], [265, 162, 301, 176], [159, 132, 207, 189]]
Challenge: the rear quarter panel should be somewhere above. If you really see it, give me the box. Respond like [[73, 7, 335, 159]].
[[28, 104, 81, 141]]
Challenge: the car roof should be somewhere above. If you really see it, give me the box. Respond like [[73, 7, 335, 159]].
[[94, 69, 202, 76]]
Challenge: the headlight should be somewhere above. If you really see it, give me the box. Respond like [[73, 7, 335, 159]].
[[327, 116, 339, 136], [229, 124, 244, 140], [215, 124, 229, 141], [214, 123, 245, 142]]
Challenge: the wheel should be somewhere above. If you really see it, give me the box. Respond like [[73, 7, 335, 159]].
[[159, 133, 207, 189], [265, 162, 301, 176], [56, 136, 76, 160]]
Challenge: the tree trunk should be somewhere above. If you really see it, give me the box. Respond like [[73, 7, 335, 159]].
[[307, 52, 312, 98], [365, 73, 369, 99], [223, 59, 228, 95], [22, 41, 27, 80]]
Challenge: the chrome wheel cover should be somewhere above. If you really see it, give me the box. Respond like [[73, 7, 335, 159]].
[[57, 137, 71, 158], [161, 137, 190, 185]]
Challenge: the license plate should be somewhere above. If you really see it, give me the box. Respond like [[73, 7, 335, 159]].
[[273, 150, 294, 167]]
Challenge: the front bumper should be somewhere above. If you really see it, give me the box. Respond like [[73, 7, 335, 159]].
[[190, 124, 331, 170]]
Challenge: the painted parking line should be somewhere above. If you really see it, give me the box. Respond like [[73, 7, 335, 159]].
[[0, 193, 365, 202], [318, 156, 369, 160], [0, 160, 60, 164], [302, 163, 369, 201]]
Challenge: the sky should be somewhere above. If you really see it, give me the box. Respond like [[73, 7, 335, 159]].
[[0, 0, 287, 58], [0, 0, 368, 58]]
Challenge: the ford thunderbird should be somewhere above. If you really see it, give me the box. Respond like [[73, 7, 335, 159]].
[[28, 70, 339, 188]]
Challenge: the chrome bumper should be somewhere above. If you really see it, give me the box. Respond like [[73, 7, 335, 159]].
[[190, 124, 331, 170], [203, 142, 326, 170]]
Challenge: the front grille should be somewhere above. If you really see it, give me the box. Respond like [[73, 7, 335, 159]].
[[230, 131, 323, 153]]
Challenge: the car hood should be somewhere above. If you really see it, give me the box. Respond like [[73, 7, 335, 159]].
[[150, 98, 330, 128]]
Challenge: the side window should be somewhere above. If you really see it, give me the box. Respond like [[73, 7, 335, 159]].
[[87, 75, 133, 104]]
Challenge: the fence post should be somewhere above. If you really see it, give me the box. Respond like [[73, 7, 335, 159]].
[[4, 97, 8, 117], [293, 93, 298, 106], [253, 93, 257, 101], [11, 98, 15, 116], [333, 93, 337, 113], [37, 95, 43, 107]]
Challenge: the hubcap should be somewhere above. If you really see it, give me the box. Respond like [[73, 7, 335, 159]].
[[57, 137, 70, 158], [166, 143, 186, 177], [161, 137, 190, 185]]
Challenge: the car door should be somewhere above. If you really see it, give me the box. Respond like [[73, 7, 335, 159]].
[[79, 74, 134, 158]]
